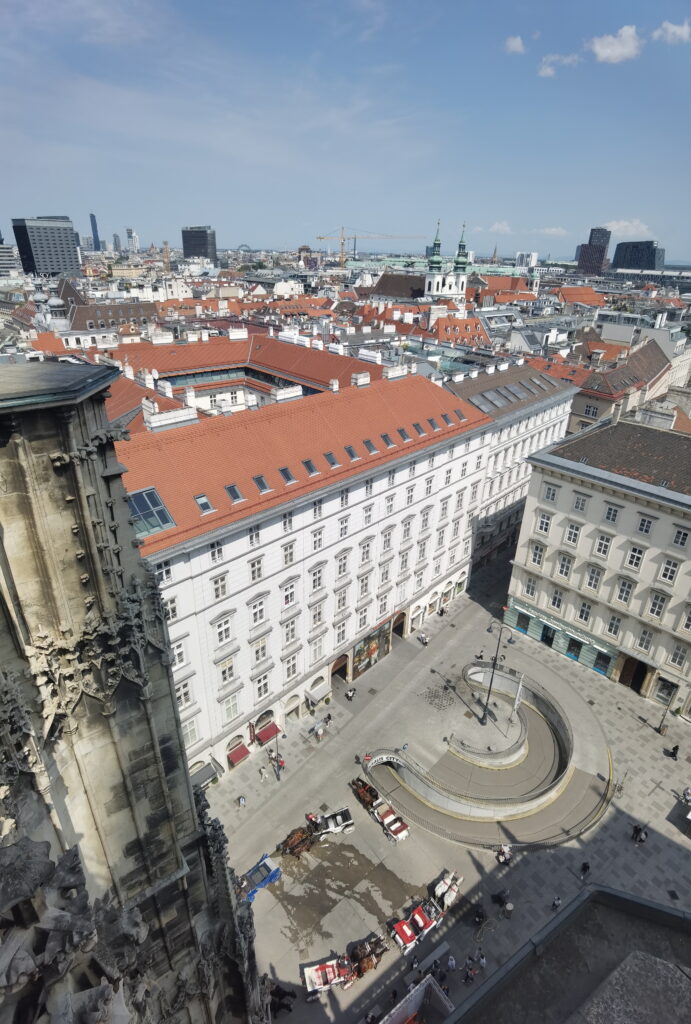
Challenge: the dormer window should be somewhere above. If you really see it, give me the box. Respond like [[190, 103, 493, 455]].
[[397, 428, 411, 442], [279, 467, 296, 484], [454, 407, 466, 421], [194, 494, 214, 514], [225, 484, 244, 503], [324, 451, 340, 468], [413, 422, 426, 436], [344, 445, 359, 461], [363, 439, 377, 454], [428, 417, 440, 431], [253, 475, 270, 494], [441, 413, 453, 426], [303, 459, 318, 476], [381, 433, 395, 448]]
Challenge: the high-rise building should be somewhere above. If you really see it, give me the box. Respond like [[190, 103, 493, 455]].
[[12, 215, 81, 275], [577, 226, 610, 275], [515, 251, 538, 269], [126, 227, 139, 252], [89, 212, 101, 252], [0, 244, 20, 276], [612, 240, 665, 271], [182, 224, 217, 264], [82, 235, 94, 251], [113, 232, 121, 252]]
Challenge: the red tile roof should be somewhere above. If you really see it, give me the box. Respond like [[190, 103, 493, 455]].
[[117, 375, 492, 556], [551, 287, 607, 308], [31, 331, 67, 354], [105, 375, 185, 432]]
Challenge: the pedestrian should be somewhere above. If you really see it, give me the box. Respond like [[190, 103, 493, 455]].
[[259, 767, 267, 782], [552, 895, 562, 911], [411, 955, 420, 970], [671, 744, 679, 761], [465, 955, 475, 971], [631, 823, 641, 842], [442, 984, 450, 997], [401, 743, 409, 751], [278, 757, 286, 772], [683, 787, 691, 805], [315, 727, 324, 743], [463, 969, 475, 985], [238, 795, 246, 808], [636, 827, 648, 845], [580, 861, 590, 881], [325, 712, 333, 727], [390, 989, 397, 1006], [447, 953, 456, 972], [478, 953, 487, 970]]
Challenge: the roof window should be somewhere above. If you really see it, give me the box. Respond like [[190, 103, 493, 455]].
[[381, 433, 395, 448], [427, 417, 441, 431], [441, 413, 453, 426], [253, 475, 271, 494], [194, 494, 214, 514], [225, 484, 244, 502], [363, 439, 378, 454], [413, 422, 426, 436], [324, 451, 340, 468], [303, 458, 319, 476], [279, 466, 296, 484], [344, 445, 359, 461], [127, 488, 174, 537], [397, 427, 412, 442]]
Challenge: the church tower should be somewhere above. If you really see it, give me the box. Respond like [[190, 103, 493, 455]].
[[424, 221, 445, 298], [424, 223, 468, 313]]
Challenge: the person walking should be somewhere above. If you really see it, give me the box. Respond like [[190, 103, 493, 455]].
[[580, 861, 590, 881], [552, 895, 562, 911], [671, 744, 679, 761], [238, 795, 246, 808], [411, 956, 420, 971], [636, 827, 648, 845], [478, 953, 487, 970], [683, 787, 691, 805], [631, 823, 641, 842], [464, 955, 475, 971], [447, 953, 456, 973], [259, 767, 267, 783]]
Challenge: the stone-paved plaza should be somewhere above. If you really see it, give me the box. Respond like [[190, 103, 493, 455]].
[[208, 561, 691, 1021]]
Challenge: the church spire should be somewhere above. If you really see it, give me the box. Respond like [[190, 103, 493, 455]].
[[428, 220, 442, 272], [453, 222, 468, 273]]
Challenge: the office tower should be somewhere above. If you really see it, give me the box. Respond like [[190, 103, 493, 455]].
[[515, 251, 538, 269], [612, 240, 665, 271], [89, 212, 101, 252], [82, 235, 94, 251], [577, 226, 610, 275], [12, 216, 81, 275], [126, 227, 139, 252], [182, 224, 217, 264], [0, 244, 20, 276], [113, 232, 121, 252], [0, 362, 263, 1023]]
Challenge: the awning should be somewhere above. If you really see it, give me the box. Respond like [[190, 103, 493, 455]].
[[255, 721, 281, 745], [309, 679, 331, 702], [190, 762, 218, 789], [227, 743, 250, 766]]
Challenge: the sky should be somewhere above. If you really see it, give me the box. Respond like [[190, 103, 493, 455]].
[[2, 0, 690, 260]]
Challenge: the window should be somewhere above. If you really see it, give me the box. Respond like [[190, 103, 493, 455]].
[[470, 483, 479, 502], [425, 477, 433, 497], [408, 460, 417, 478], [387, 469, 396, 487], [252, 637, 267, 664], [383, 528, 394, 552], [573, 494, 587, 513], [557, 554, 573, 578], [249, 525, 260, 547], [250, 599, 265, 625], [210, 540, 224, 565], [683, 608, 691, 632], [219, 656, 234, 685], [593, 652, 611, 675], [311, 566, 323, 591], [155, 560, 171, 584], [452, 519, 461, 540], [638, 516, 653, 535], [385, 494, 394, 515], [381, 433, 395, 448], [253, 475, 270, 494], [584, 404, 599, 418], [171, 640, 186, 667], [127, 488, 174, 537], [456, 490, 464, 511], [444, 469, 452, 486], [565, 523, 580, 545], [324, 451, 339, 468], [550, 588, 563, 610], [585, 566, 602, 590], [577, 601, 592, 623], [339, 516, 349, 539], [531, 544, 544, 567], [303, 458, 318, 476], [213, 574, 228, 599], [673, 528, 688, 548], [363, 440, 377, 455], [475, 456, 482, 470], [660, 559, 678, 583], [336, 587, 348, 611], [181, 719, 199, 748], [340, 488, 350, 508], [282, 511, 293, 532], [378, 594, 389, 617], [344, 445, 359, 461], [365, 478, 373, 496], [449, 548, 457, 566], [162, 596, 178, 622], [223, 693, 239, 722], [312, 528, 324, 552], [358, 607, 369, 630], [617, 579, 634, 604], [402, 519, 412, 541], [428, 454, 435, 470], [604, 505, 619, 524], [380, 562, 391, 584], [524, 577, 536, 597], [337, 553, 348, 577], [216, 616, 233, 643], [312, 602, 324, 628], [313, 499, 322, 519], [595, 535, 611, 557], [626, 546, 644, 570], [428, 418, 440, 432], [436, 528, 445, 549], [359, 574, 371, 599], [194, 493, 214, 514], [279, 466, 296, 484], [537, 512, 552, 534], [400, 551, 410, 571], [606, 615, 621, 637], [175, 680, 192, 708], [256, 675, 270, 700], [649, 593, 666, 618], [310, 636, 323, 664], [460, 462, 468, 478], [670, 644, 687, 668], [421, 508, 431, 531], [637, 629, 653, 652], [414, 570, 424, 590], [440, 497, 450, 519], [335, 620, 347, 645], [249, 558, 263, 582], [406, 485, 415, 506], [413, 422, 425, 437], [283, 542, 295, 567], [363, 504, 373, 526], [361, 542, 371, 564], [283, 618, 297, 646]]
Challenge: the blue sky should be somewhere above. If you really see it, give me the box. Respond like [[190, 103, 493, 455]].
[[2, 1, 690, 259]]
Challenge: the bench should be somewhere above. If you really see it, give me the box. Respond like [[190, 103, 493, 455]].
[[403, 939, 449, 987]]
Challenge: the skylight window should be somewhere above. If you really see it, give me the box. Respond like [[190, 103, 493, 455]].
[[441, 413, 453, 426], [427, 417, 441, 431], [302, 459, 319, 476], [363, 439, 378, 454], [324, 451, 340, 468], [194, 494, 214, 514], [454, 407, 466, 421], [279, 467, 296, 484], [344, 445, 359, 461], [397, 427, 412, 442], [225, 484, 244, 503], [413, 422, 426, 436], [253, 475, 270, 494], [381, 433, 395, 448], [127, 488, 174, 537]]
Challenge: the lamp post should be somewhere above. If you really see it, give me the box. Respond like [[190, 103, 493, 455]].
[[480, 621, 514, 726]]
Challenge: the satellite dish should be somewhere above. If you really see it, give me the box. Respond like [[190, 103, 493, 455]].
[[151, 368, 159, 379]]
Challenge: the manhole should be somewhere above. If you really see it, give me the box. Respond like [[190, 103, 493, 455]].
[[669, 890, 679, 901], [464, 710, 474, 719], [369, 688, 378, 695]]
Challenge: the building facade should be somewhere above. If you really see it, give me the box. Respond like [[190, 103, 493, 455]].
[[12, 215, 81, 275], [182, 225, 218, 265], [612, 240, 665, 271], [505, 418, 691, 716], [116, 375, 492, 771]]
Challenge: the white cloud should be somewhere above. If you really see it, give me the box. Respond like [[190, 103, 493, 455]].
[[538, 53, 581, 77], [604, 218, 651, 237], [588, 25, 643, 64], [489, 221, 512, 235], [532, 227, 568, 236], [352, 0, 388, 41], [652, 20, 691, 44], [504, 35, 525, 55]]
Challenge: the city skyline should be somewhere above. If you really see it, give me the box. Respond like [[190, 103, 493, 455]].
[[1, 1, 690, 258]]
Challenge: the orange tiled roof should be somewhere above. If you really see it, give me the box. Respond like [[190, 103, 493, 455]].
[[116, 375, 492, 556], [552, 287, 607, 308], [105, 374, 184, 429], [430, 317, 489, 345], [31, 331, 67, 354]]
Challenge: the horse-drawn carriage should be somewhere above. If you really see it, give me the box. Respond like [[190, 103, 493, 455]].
[[350, 777, 410, 841], [278, 808, 355, 858], [303, 935, 388, 1001], [350, 934, 388, 978]]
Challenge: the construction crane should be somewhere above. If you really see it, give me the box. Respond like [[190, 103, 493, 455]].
[[316, 227, 426, 267]]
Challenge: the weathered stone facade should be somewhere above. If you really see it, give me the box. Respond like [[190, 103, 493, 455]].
[[0, 365, 267, 1023]]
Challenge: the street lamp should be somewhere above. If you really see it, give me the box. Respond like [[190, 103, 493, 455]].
[[480, 621, 514, 726]]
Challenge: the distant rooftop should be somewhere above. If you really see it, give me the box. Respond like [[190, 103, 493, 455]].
[[0, 363, 118, 411]]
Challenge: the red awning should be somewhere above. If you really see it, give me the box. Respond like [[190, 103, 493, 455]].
[[227, 744, 250, 766], [255, 722, 281, 745]]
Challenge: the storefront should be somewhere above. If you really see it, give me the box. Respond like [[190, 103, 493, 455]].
[[505, 597, 619, 678], [352, 618, 392, 680]]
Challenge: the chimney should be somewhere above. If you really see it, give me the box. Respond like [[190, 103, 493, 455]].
[[330, 378, 340, 392], [184, 386, 195, 408], [123, 363, 135, 380], [351, 371, 371, 388]]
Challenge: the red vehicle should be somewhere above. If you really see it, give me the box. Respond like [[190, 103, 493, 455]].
[[391, 898, 443, 954], [303, 956, 355, 1001]]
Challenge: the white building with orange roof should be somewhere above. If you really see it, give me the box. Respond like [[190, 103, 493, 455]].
[[115, 373, 493, 772]]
